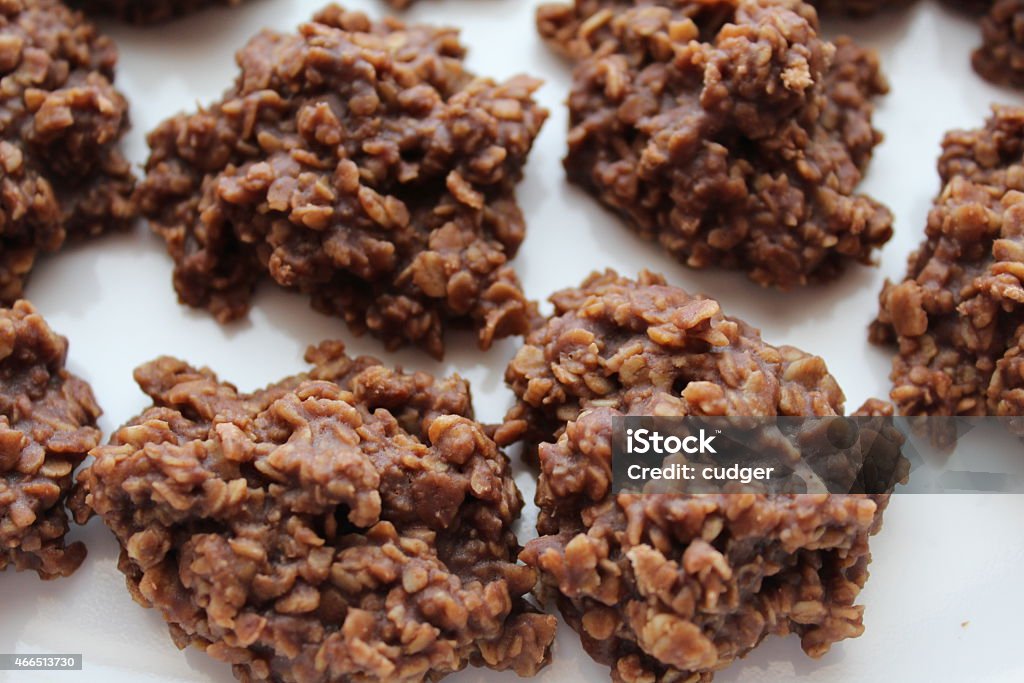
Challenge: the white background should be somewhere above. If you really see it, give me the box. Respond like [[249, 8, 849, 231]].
[[2, 1, 1023, 681]]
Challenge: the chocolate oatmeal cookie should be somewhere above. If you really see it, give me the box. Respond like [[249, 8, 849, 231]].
[[973, 0, 1024, 87], [136, 5, 547, 358], [0, 0, 134, 304], [499, 270, 890, 682], [871, 106, 1024, 420], [0, 301, 101, 579], [537, 0, 893, 288], [72, 341, 556, 682], [67, 0, 243, 24]]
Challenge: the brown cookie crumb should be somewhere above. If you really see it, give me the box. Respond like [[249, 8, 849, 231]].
[[871, 106, 1024, 420], [0, 0, 135, 304], [536, 0, 893, 288], [973, 0, 1024, 87], [0, 301, 101, 579], [67, 0, 243, 24], [136, 5, 547, 358], [500, 270, 890, 682], [72, 341, 556, 682]]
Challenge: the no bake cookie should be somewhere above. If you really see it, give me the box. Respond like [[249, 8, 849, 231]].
[[871, 106, 1024, 420], [537, 0, 893, 288], [0, 0, 134, 303], [500, 270, 891, 682], [136, 6, 547, 357], [0, 301, 101, 579], [72, 341, 556, 682], [973, 0, 1024, 87]]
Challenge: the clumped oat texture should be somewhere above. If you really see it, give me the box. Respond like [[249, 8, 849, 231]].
[[872, 106, 1024, 420], [72, 341, 556, 682], [537, 0, 893, 288], [500, 270, 889, 682], [137, 5, 547, 358], [67, 0, 244, 24], [0, 301, 101, 579], [973, 0, 1024, 87], [0, 0, 135, 303]]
